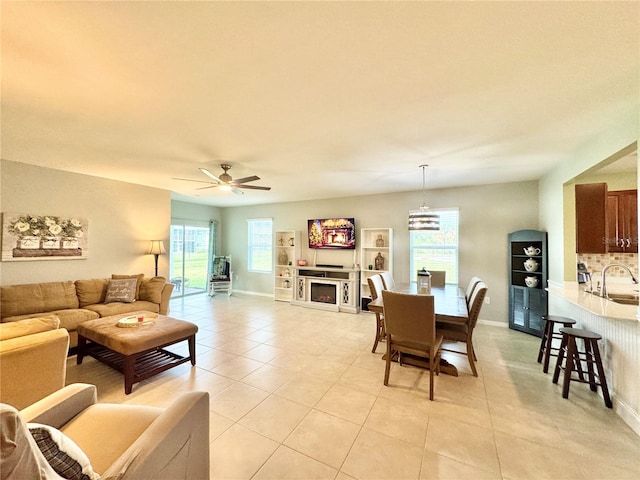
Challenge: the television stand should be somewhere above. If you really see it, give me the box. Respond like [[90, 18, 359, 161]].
[[291, 266, 360, 314]]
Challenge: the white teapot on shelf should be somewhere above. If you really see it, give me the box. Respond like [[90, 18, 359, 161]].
[[525, 276, 539, 288], [523, 258, 539, 272], [523, 246, 541, 256]]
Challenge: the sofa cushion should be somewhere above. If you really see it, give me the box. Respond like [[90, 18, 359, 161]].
[[104, 279, 137, 304], [1, 281, 78, 318], [75, 279, 109, 308], [139, 276, 166, 304], [111, 274, 144, 299], [83, 301, 160, 318], [28, 422, 101, 480], [2, 310, 100, 334], [0, 315, 60, 341]]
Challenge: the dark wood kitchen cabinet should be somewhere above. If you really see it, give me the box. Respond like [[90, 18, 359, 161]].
[[575, 183, 607, 253], [607, 189, 638, 253]]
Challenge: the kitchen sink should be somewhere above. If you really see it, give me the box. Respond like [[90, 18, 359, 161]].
[[607, 293, 639, 306], [587, 291, 640, 306], [610, 297, 639, 306]]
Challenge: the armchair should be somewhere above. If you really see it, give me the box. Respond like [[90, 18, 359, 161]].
[[2, 383, 209, 479], [0, 316, 69, 410]]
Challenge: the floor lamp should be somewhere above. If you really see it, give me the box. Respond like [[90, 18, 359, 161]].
[[147, 240, 166, 277]]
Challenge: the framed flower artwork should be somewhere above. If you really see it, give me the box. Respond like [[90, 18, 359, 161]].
[[1, 213, 89, 261]]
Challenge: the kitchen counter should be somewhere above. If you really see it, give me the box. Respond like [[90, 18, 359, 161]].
[[546, 280, 639, 321]]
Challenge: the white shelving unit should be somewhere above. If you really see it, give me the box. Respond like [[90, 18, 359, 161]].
[[274, 230, 300, 302], [360, 228, 393, 308]]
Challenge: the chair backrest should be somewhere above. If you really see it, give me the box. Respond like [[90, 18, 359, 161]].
[[380, 271, 396, 290], [429, 270, 446, 287], [467, 281, 487, 330], [382, 290, 436, 344], [465, 276, 482, 308], [367, 274, 386, 301]]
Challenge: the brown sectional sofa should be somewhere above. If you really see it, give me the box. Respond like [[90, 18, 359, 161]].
[[0, 276, 174, 348]]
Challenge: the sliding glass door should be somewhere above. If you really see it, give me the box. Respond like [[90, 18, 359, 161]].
[[170, 221, 213, 297]]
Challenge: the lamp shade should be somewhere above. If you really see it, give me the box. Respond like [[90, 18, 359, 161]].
[[146, 240, 166, 255], [408, 164, 440, 231], [408, 208, 440, 230]]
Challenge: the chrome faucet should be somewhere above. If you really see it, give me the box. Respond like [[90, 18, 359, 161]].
[[600, 263, 639, 298]]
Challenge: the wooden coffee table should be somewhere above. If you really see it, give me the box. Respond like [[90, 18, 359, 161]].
[[77, 312, 198, 394]]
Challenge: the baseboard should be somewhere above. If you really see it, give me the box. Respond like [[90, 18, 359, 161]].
[[615, 397, 640, 437], [227, 289, 274, 298], [478, 319, 508, 328]]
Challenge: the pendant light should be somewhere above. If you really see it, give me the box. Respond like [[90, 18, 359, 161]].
[[408, 164, 440, 230]]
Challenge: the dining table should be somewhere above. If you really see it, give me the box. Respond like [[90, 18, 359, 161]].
[[367, 283, 468, 376]]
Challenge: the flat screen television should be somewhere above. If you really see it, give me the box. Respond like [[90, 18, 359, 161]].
[[308, 218, 356, 249]]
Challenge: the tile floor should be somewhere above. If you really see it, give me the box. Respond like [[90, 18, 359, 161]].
[[65, 293, 640, 479]]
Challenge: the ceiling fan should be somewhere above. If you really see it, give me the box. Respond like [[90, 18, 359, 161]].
[[174, 164, 271, 195]]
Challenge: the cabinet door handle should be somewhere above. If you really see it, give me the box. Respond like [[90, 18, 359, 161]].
[[620, 238, 625, 247], [627, 238, 631, 247]]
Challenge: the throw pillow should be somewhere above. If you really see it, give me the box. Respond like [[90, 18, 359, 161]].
[[28, 423, 101, 480], [139, 276, 166, 304], [111, 273, 144, 299], [75, 279, 109, 307], [0, 315, 60, 341], [104, 278, 137, 304]]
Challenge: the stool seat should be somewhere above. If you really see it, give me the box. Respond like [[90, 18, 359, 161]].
[[559, 327, 601, 340], [553, 327, 612, 408], [537, 315, 576, 373]]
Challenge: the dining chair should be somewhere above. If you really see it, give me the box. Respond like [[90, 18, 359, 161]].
[[429, 270, 446, 287], [464, 276, 482, 311], [437, 281, 487, 376], [380, 271, 396, 290], [382, 290, 443, 400], [368, 274, 387, 353]]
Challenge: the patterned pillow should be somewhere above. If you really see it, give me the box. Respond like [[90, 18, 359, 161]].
[[111, 273, 144, 299], [104, 278, 137, 303], [28, 423, 100, 480]]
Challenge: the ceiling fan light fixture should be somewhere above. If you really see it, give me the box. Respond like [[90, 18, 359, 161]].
[[218, 184, 232, 191], [408, 164, 440, 231]]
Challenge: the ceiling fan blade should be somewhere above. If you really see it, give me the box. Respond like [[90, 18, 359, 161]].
[[199, 168, 223, 183], [231, 187, 245, 195], [231, 175, 260, 185], [195, 184, 219, 190], [172, 177, 214, 184], [236, 184, 271, 191]]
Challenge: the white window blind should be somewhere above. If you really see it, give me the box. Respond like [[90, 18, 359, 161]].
[[248, 218, 273, 273], [409, 208, 459, 284]]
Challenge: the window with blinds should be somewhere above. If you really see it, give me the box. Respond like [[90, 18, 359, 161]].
[[409, 208, 459, 284], [248, 218, 273, 273]]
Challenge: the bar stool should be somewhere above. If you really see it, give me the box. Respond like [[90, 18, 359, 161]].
[[537, 315, 576, 373], [552, 327, 612, 408]]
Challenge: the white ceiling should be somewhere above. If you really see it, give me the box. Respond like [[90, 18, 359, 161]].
[[1, 1, 638, 207]]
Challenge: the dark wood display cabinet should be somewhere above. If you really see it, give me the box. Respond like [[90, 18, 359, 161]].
[[509, 229, 548, 337]]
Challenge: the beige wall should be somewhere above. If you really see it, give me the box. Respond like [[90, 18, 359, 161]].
[[222, 181, 539, 325], [539, 110, 638, 283], [171, 200, 222, 224], [0, 160, 171, 284]]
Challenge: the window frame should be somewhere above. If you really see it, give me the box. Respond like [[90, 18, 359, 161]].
[[247, 218, 273, 273], [409, 208, 460, 284]]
